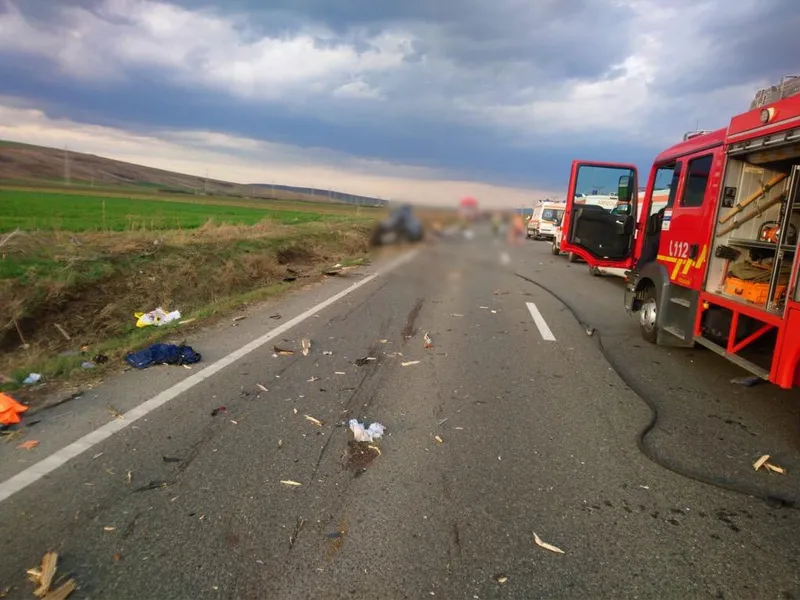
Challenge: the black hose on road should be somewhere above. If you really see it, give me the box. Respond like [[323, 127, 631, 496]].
[[514, 271, 798, 511]]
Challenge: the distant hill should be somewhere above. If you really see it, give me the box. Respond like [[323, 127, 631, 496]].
[[0, 139, 388, 206]]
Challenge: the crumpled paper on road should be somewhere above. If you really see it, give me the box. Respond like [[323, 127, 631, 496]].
[[348, 419, 385, 442]]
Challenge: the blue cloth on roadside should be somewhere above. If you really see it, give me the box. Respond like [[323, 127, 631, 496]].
[[124, 343, 202, 370]]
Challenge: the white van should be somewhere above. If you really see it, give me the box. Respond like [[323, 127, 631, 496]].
[[527, 201, 566, 240]]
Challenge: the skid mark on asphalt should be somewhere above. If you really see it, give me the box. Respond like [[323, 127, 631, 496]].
[[526, 302, 556, 341], [402, 297, 425, 341]]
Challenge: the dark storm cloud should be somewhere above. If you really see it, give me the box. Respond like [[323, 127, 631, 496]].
[[651, 0, 799, 95], [0, 0, 791, 192]]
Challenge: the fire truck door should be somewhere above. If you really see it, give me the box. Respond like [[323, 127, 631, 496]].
[[561, 161, 638, 269], [657, 151, 719, 289]]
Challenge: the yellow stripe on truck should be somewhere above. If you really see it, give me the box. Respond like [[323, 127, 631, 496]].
[[671, 259, 685, 279]]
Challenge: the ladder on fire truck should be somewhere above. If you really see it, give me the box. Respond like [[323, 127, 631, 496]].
[[750, 75, 800, 109]]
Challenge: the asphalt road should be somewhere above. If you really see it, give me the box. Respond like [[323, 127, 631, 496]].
[[2, 228, 800, 599]]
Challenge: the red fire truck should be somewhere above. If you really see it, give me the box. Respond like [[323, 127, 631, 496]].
[[559, 85, 800, 388]]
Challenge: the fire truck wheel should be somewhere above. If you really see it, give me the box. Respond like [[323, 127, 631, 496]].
[[639, 286, 658, 343], [567, 252, 578, 263]]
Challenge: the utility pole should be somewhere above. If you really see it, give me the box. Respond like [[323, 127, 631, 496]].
[[63, 145, 71, 186]]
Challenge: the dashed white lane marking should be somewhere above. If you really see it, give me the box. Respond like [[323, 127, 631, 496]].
[[526, 302, 556, 341], [0, 250, 420, 504]]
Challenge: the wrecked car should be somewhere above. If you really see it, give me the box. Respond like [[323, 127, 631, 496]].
[[370, 204, 424, 246]]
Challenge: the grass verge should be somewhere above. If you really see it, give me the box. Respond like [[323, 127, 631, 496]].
[[0, 217, 374, 396]]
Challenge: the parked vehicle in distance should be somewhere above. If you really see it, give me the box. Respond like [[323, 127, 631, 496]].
[[527, 201, 565, 240], [370, 204, 424, 246]]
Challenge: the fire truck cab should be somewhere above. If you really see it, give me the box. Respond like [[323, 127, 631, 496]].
[[559, 88, 800, 389]]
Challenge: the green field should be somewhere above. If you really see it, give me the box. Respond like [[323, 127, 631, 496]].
[[0, 189, 358, 232]]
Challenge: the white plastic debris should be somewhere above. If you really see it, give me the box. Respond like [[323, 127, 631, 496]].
[[135, 307, 181, 328], [23, 373, 42, 385], [348, 419, 385, 442]]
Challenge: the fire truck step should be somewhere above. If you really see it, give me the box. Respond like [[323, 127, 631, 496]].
[[693, 336, 770, 380], [669, 297, 692, 308], [662, 325, 688, 340]]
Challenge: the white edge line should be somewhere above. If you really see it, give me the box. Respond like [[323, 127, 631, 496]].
[[0, 250, 419, 503], [526, 302, 556, 341]]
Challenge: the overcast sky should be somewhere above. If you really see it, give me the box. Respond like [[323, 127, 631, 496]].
[[0, 0, 795, 206]]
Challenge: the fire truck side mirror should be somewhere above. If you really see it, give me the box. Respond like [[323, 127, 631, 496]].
[[617, 176, 633, 203]]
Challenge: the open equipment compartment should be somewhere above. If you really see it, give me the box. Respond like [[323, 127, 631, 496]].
[[698, 136, 800, 376], [707, 159, 800, 311]]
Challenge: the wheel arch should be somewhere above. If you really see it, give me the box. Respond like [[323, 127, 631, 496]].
[[631, 261, 671, 316]]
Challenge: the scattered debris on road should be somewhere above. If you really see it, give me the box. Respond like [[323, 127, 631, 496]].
[[304, 414, 323, 427], [103, 526, 116, 533], [424, 332, 433, 348], [401, 360, 420, 367], [270, 314, 282, 320], [307, 376, 320, 382], [17, 439, 39, 450], [27, 551, 76, 599], [493, 574, 509, 585], [106, 404, 124, 420], [323, 351, 333, 356], [232, 315, 247, 323], [289, 517, 306, 549], [354, 356, 377, 366], [257, 384, 269, 392], [731, 375, 763, 387], [301, 338, 311, 356], [211, 406, 227, 417], [753, 454, 786, 474], [281, 480, 302, 487], [434, 435, 444, 444], [585, 327, 595, 336], [533, 532, 565, 554], [451, 314, 464, 317], [273, 345, 294, 356], [349, 419, 385, 442]]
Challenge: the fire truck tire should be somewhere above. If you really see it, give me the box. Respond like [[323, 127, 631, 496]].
[[567, 252, 579, 263], [639, 285, 658, 343]]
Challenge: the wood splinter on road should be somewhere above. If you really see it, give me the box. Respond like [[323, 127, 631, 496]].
[[27, 550, 77, 599], [753, 454, 787, 474], [533, 532, 565, 554]]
